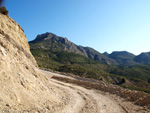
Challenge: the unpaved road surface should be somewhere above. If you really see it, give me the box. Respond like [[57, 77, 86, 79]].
[[41, 70, 149, 113]]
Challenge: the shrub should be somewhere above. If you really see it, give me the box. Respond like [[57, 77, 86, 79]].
[[148, 79, 150, 83], [122, 78, 126, 83], [0, 6, 8, 15]]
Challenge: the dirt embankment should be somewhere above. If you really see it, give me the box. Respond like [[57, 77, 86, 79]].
[[0, 13, 68, 112]]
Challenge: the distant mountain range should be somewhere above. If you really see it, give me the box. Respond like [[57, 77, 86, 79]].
[[134, 52, 150, 65], [29, 32, 117, 65], [29, 32, 150, 93], [106, 51, 150, 65], [29, 32, 150, 66]]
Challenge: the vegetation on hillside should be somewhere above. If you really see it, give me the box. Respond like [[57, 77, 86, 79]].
[[29, 32, 117, 65], [52, 75, 150, 107], [0, 6, 8, 15], [30, 48, 150, 93], [29, 32, 150, 93]]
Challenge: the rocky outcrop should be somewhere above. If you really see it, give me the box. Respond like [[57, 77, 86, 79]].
[[0, 14, 62, 112], [0, 14, 37, 66]]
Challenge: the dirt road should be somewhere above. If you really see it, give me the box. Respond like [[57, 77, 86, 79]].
[[41, 70, 148, 113]]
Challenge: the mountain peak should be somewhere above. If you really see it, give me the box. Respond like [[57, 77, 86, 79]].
[[29, 32, 150, 66], [110, 51, 135, 57], [29, 32, 117, 65], [32, 32, 70, 45], [34, 32, 57, 42], [108, 51, 136, 65], [103, 52, 109, 56], [134, 52, 150, 65]]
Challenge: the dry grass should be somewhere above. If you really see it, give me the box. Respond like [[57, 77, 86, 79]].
[[52, 75, 150, 109]]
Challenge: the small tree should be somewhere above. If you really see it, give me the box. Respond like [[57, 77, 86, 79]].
[[0, 6, 8, 15], [148, 78, 150, 83], [122, 78, 126, 83]]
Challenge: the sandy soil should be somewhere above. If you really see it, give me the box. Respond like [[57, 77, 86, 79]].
[[42, 70, 148, 113]]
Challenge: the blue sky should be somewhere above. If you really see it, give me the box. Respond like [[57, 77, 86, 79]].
[[4, 0, 150, 55]]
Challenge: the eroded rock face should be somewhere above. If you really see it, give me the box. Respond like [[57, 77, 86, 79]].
[[0, 14, 37, 65], [0, 14, 62, 112]]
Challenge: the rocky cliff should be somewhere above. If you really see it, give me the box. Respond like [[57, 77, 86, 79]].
[[0, 14, 62, 112]]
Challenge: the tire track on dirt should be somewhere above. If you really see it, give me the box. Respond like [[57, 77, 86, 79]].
[[42, 70, 145, 113], [50, 79, 126, 113], [51, 80, 98, 113]]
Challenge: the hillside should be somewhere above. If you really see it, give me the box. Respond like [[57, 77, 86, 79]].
[[29, 32, 150, 93], [107, 51, 138, 65], [0, 13, 70, 112], [104, 51, 150, 66], [134, 52, 150, 65], [30, 32, 150, 66], [29, 32, 117, 65]]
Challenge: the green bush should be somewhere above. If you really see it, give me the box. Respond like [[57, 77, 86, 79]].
[[0, 6, 8, 15], [122, 78, 126, 83]]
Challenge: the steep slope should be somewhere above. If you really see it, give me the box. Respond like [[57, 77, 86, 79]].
[[83, 47, 117, 64], [29, 32, 117, 65], [134, 52, 150, 65], [0, 13, 65, 112]]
